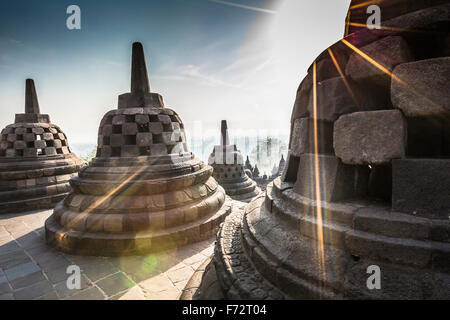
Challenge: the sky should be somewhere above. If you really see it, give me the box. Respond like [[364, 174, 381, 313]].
[[0, 0, 350, 144]]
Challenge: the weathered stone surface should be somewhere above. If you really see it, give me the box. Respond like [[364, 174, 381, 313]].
[[290, 117, 334, 157], [309, 76, 385, 122], [294, 154, 362, 202], [334, 110, 406, 165], [45, 42, 231, 256], [391, 57, 450, 117], [0, 79, 85, 214], [392, 158, 450, 218], [346, 36, 414, 87], [208, 121, 260, 203], [368, 164, 392, 202]]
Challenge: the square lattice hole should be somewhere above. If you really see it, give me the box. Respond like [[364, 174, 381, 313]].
[[139, 147, 151, 156], [124, 135, 136, 145], [137, 123, 149, 133], [112, 125, 122, 134], [153, 134, 163, 144], [125, 115, 135, 123], [111, 147, 121, 157]]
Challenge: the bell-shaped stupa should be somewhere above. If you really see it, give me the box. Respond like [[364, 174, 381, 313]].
[[0, 79, 86, 214], [187, 0, 450, 299], [45, 42, 231, 255], [208, 120, 260, 202]]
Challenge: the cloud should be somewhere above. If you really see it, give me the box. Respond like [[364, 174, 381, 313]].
[[207, 0, 277, 14]]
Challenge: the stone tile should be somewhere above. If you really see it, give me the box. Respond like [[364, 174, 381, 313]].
[[166, 265, 194, 284], [44, 265, 72, 284], [36, 290, 59, 300], [37, 255, 71, 271], [5, 261, 40, 281], [183, 253, 208, 266], [174, 280, 189, 291], [111, 286, 146, 300], [65, 286, 105, 300], [140, 274, 175, 293], [14, 232, 42, 249], [0, 250, 31, 270], [145, 287, 180, 300], [54, 274, 91, 299], [13, 279, 53, 300], [95, 272, 135, 297], [81, 261, 119, 282], [0, 241, 20, 255], [0, 293, 14, 300], [10, 271, 46, 290], [0, 282, 11, 295]]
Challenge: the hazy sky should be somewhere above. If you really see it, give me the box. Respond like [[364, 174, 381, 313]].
[[0, 0, 350, 143]]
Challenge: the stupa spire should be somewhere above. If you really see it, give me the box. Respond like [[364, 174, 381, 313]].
[[220, 120, 230, 146], [25, 79, 40, 114], [131, 42, 150, 93], [118, 42, 164, 109]]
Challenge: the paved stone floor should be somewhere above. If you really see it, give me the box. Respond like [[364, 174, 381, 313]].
[[0, 209, 215, 300]]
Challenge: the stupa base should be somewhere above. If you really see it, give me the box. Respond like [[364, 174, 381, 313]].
[[188, 178, 450, 300], [45, 200, 232, 256], [0, 193, 68, 214]]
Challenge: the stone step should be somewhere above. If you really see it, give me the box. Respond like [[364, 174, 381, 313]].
[[45, 199, 231, 256], [53, 188, 226, 232]]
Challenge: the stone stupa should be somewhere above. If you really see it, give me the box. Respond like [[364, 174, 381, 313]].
[[208, 120, 260, 202], [187, 0, 449, 299], [45, 42, 231, 256], [0, 79, 86, 214]]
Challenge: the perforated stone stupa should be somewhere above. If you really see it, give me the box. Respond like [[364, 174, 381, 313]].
[[0, 79, 86, 214], [188, 0, 450, 299], [45, 42, 231, 256], [208, 120, 260, 202]]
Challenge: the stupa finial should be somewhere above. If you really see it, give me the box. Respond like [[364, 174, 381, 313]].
[[25, 79, 40, 114], [131, 42, 150, 93], [118, 42, 164, 109], [221, 120, 229, 146]]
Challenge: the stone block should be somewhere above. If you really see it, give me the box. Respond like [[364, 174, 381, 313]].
[[157, 114, 171, 124], [103, 215, 123, 233], [112, 115, 126, 125], [13, 141, 26, 150], [290, 117, 334, 157], [110, 134, 123, 147], [136, 133, 152, 146], [290, 74, 312, 122], [368, 164, 392, 202], [42, 133, 53, 141], [121, 145, 140, 157], [391, 57, 450, 117], [102, 125, 112, 136], [44, 147, 57, 156], [334, 110, 406, 165], [34, 140, 46, 149], [122, 123, 138, 135], [149, 122, 163, 134], [392, 158, 450, 218], [135, 114, 149, 124], [294, 154, 361, 202], [308, 76, 384, 122], [150, 144, 167, 156], [346, 36, 414, 88]]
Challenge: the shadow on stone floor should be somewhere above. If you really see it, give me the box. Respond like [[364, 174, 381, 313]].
[[0, 209, 214, 300]]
